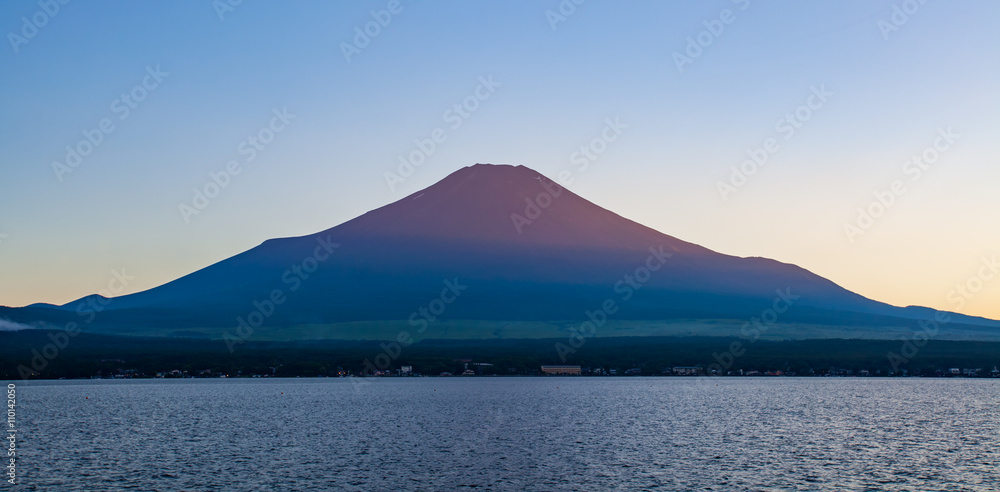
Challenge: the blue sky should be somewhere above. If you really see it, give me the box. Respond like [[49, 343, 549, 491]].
[[1, 0, 998, 318]]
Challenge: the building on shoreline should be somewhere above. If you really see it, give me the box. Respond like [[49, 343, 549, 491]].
[[672, 366, 703, 376], [541, 365, 581, 375]]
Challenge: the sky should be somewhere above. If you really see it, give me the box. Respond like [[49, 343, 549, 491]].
[[0, 0, 998, 320]]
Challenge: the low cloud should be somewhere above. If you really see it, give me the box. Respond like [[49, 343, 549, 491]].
[[0, 319, 34, 331]]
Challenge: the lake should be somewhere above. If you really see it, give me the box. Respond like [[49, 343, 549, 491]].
[[9, 378, 1000, 491]]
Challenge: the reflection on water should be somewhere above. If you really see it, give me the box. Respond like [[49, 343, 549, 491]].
[[13, 377, 1000, 491]]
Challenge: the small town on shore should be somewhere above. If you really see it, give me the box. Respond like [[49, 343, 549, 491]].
[[48, 363, 1000, 380]]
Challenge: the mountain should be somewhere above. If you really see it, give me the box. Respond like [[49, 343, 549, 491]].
[[3, 164, 999, 340]]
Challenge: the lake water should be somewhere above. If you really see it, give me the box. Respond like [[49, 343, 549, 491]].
[[8, 378, 1000, 491]]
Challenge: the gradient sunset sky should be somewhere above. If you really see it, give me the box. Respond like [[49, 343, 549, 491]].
[[1, 1, 998, 319]]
